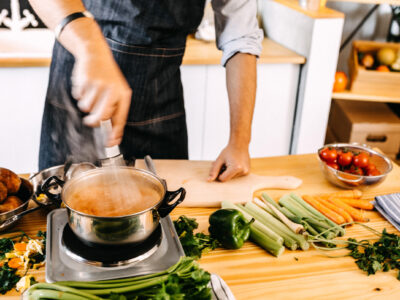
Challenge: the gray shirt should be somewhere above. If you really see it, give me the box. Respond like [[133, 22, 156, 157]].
[[212, 0, 264, 66]]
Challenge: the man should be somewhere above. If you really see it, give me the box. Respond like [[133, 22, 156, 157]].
[[29, 0, 263, 182]]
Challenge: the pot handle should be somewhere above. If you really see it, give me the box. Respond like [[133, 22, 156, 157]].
[[41, 175, 65, 206], [158, 188, 186, 218]]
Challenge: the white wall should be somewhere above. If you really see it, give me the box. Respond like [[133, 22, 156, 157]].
[[0, 67, 48, 173]]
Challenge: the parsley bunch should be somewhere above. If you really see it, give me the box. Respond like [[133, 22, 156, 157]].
[[347, 228, 400, 279], [311, 224, 400, 280], [173, 216, 219, 259]]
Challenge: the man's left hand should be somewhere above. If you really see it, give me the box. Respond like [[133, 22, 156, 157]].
[[207, 143, 250, 182]]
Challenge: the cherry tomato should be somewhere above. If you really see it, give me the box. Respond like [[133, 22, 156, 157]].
[[353, 152, 369, 168], [327, 148, 338, 163], [346, 165, 364, 176], [319, 148, 329, 161], [365, 163, 377, 175], [327, 163, 339, 170], [338, 151, 353, 167], [368, 169, 381, 176]]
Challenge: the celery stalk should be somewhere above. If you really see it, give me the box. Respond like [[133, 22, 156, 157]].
[[250, 226, 285, 257], [255, 197, 305, 234], [279, 195, 339, 238], [289, 193, 345, 237], [221, 200, 284, 245], [261, 193, 281, 210], [280, 206, 302, 224], [240, 204, 298, 250], [245, 202, 309, 251]]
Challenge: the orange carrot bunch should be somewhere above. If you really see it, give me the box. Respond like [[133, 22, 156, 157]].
[[302, 189, 373, 225]]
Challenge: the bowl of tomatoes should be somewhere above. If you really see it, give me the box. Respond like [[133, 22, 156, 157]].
[[317, 143, 393, 189]]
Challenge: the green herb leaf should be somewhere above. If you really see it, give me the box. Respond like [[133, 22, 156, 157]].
[[0, 265, 20, 294], [346, 227, 400, 280], [174, 216, 219, 259], [0, 238, 13, 260]]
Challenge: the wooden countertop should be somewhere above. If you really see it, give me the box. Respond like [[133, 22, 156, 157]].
[[182, 37, 305, 65], [3, 153, 400, 299], [0, 37, 305, 68]]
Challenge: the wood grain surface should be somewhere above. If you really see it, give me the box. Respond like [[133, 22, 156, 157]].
[[135, 159, 303, 207], [182, 37, 306, 65], [272, 0, 344, 19], [2, 153, 400, 299], [332, 90, 400, 103]]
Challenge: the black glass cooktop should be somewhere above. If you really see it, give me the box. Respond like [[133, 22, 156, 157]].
[[62, 223, 162, 267]]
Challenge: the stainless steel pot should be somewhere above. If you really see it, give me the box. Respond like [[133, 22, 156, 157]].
[[43, 166, 185, 246]]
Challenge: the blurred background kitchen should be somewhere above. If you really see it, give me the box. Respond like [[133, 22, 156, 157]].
[[1, 0, 399, 173]]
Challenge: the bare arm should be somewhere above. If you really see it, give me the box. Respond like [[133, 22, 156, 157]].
[[29, 0, 131, 146], [208, 53, 257, 182]]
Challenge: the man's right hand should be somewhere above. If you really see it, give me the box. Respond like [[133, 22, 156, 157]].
[[28, 1, 132, 146], [71, 45, 132, 147]]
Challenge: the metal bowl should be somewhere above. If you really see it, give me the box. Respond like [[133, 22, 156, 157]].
[[30, 165, 66, 197], [29, 163, 96, 199], [0, 178, 34, 232], [317, 143, 393, 189]]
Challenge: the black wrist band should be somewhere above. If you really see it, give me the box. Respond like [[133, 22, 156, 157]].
[[54, 11, 94, 39]]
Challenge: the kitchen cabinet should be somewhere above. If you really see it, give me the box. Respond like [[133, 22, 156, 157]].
[[182, 63, 301, 161], [0, 31, 305, 173]]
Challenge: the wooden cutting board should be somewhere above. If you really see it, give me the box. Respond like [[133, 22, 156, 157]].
[[135, 160, 302, 207]]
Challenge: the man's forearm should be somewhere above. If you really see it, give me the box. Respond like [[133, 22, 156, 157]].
[[29, 0, 132, 146], [28, 0, 110, 60], [225, 53, 257, 149]]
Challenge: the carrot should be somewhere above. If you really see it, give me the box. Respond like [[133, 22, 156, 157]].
[[336, 198, 374, 210], [326, 198, 369, 222], [302, 195, 346, 225], [8, 257, 23, 269], [14, 242, 27, 252], [318, 189, 362, 199], [315, 196, 354, 224]]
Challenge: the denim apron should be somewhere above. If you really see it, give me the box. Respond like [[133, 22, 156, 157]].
[[39, 0, 206, 170]]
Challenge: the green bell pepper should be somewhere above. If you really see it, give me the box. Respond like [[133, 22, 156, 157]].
[[208, 208, 255, 249]]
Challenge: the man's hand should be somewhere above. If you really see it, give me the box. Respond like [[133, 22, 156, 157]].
[[71, 50, 132, 146], [28, 1, 132, 146], [208, 53, 256, 182], [208, 142, 250, 182]]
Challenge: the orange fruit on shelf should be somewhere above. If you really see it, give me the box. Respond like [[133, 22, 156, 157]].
[[333, 71, 348, 92], [376, 65, 390, 72], [361, 53, 374, 68]]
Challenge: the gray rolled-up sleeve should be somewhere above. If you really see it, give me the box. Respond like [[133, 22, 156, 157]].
[[212, 0, 264, 66]]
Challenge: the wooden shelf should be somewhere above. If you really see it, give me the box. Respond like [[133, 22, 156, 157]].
[[328, 0, 400, 5], [182, 37, 306, 65], [0, 57, 51, 68], [274, 0, 344, 19], [332, 90, 400, 103]]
